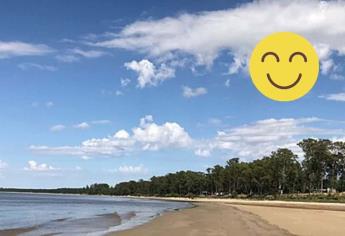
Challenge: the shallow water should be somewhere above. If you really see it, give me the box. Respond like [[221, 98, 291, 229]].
[[0, 192, 191, 235]]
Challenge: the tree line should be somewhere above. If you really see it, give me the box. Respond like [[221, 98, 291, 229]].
[[112, 139, 345, 197], [2, 139, 345, 199]]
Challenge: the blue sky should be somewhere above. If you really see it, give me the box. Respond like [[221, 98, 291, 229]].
[[1, 0, 345, 188]]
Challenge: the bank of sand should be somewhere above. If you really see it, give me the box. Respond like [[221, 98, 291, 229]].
[[112, 198, 345, 236]]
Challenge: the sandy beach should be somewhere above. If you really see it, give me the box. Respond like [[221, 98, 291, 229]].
[[113, 202, 292, 236], [112, 198, 345, 236]]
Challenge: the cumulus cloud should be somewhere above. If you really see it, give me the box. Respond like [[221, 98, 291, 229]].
[[50, 124, 66, 132], [24, 160, 56, 172], [133, 115, 192, 150], [31, 115, 191, 157], [319, 93, 345, 102], [0, 41, 52, 59], [124, 59, 175, 88], [30, 116, 345, 160], [94, 0, 345, 77], [182, 86, 207, 98]]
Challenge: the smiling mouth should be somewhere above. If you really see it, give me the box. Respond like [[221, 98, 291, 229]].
[[267, 73, 302, 89]]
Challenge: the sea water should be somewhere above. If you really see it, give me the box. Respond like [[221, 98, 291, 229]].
[[0, 192, 191, 235]]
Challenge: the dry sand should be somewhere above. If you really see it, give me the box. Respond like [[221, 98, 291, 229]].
[[237, 204, 345, 236], [112, 198, 345, 236]]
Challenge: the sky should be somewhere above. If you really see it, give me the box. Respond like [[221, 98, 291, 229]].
[[1, 0, 345, 188]]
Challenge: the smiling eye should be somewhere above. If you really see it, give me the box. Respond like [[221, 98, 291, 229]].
[[289, 52, 307, 62], [261, 52, 280, 62]]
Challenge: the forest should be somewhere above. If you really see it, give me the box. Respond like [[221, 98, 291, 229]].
[[112, 138, 345, 198], [2, 138, 345, 200]]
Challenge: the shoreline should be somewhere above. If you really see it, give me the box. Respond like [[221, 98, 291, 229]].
[[3, 194, 345, 235], [113, 200, 345, 236], [129, 196, 345, 211]]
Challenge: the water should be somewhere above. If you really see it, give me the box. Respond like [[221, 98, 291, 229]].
[[0, 192, 191, 235]]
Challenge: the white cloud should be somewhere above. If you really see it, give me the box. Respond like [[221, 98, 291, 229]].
[[321, 59, 334, 75], [0, 41, 52, 59], [50, 124, 65, 132], [0, 160, 8, 169], [182, 86, 207, 98], [24, 160, 56, 172], [194, 149, 211, 157], [120, 78, 131, 87], [30, 114, 345, 160], [18, 63, 57, 72], [198, 117, 341, 159], [31, 115, 192, 157], [124, 59, 175, 88], [94, 0, 345, 76], [114, 129, 130, 139], [319, 93, 345, 102], [133, 115, 192, 150], [56, 48, 107, 63], [70, 48, 107, 58], [228, 54, 246, 75], [113, 164, 148, 174], [74, 122, 90, 129]]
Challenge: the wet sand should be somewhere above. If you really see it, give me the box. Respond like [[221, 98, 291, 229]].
[[0, 227, 36, 236], [112, 203, 293, 236], [113, 199, 345, 236]]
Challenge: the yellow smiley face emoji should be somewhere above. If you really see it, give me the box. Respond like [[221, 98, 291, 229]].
[[249, 32, 319, 102]]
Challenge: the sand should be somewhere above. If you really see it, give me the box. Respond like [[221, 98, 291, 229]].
[[0, 227, 36, 236], [112, 198, 345, 236], [112, 203, 293, 236], [237, 205, 345, 236]]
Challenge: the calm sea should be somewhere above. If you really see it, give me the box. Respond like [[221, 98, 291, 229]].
[[0, 192, 191, 235]]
